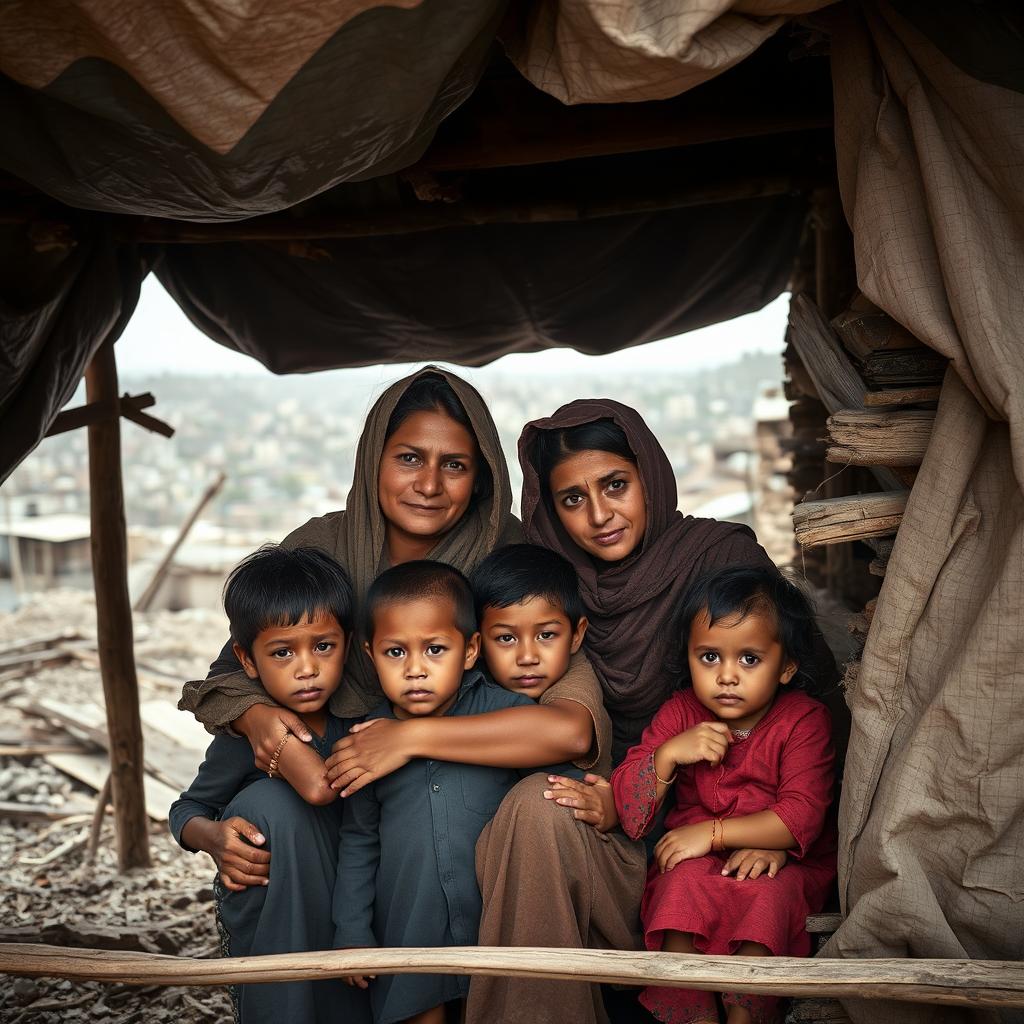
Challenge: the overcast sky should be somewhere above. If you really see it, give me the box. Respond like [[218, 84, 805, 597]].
[[116, 275, 790, 380]]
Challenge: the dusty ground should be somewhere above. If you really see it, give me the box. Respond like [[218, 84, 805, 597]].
[[0, 592, 234, 1023]]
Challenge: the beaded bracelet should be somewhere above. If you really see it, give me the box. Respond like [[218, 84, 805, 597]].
[[267, 732, 292, 778]]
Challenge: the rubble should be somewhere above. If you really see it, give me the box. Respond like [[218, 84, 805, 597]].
[[0, 591, 233, 1023]]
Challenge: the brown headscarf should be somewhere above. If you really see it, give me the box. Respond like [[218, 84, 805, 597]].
[[283, 365, 522, 715], [519, 399, 773, 756]]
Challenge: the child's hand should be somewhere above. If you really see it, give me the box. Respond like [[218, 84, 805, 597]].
[[235, 704, 312, 772], [654, 822, 713, 873], [666, 722, 732, 768], [210, 817, 271, 891], [326, 719, 414, 796], [543, 773, 619, 833], [343, 974, 375, 989], [721, 848, 788, 880]]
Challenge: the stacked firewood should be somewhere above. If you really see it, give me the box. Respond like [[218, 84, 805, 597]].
[[786, 292, 945, 661]]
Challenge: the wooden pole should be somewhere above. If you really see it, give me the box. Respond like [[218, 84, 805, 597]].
[[84, 340, 151, 870], [0, 945, 1022, 1009], [133, 472, 226, 612]]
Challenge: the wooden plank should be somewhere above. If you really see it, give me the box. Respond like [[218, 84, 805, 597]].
[[864, 387, 941, 408], [0, 742, 93, 757], [1, 944, 1023, 1008], [85, 340, 151, 870], [44, 752, 177, 822], [793, 491, 909, 547], [33, 699, 198, 791], [862, 349, 948, 389], [0, 799, 95, 822], [0, 630, 81, 658], [825, 409, 935, 467], [140, 700, 210, 753]]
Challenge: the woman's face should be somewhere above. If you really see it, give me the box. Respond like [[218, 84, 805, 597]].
[[378, 409, 479, 547], [547, 449, 647, 562]]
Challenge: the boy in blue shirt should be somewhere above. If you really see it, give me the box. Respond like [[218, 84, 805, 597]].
[[333, 559, 582, 1024], [170, 545, 369, 1024]]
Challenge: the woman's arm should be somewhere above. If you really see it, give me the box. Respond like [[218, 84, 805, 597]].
[[325, 700, 594, 796]]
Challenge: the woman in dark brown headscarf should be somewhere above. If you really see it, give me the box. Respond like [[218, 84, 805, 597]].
[[468, 399, 804, 1024]]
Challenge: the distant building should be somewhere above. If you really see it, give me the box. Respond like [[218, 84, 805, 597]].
[[0, 514, 92, 592]]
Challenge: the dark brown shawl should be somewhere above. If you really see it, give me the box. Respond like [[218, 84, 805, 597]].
[[519, 399, 774, 755]]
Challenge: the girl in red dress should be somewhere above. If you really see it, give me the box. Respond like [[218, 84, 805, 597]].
[[611, 566, 837, 1024]]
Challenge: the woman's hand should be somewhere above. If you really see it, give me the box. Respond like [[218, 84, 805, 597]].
[[665, 721, 732, 769], [543, 773, 619, 833], [721, 848, 788, 880], [183, 815, 272, 892], [234, 704, 312, 772], [654, 822, 713, 874], [326, 719, 414, 796]]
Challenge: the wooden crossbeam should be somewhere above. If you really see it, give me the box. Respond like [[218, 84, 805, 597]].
[[1, 945, 1022, 1008], [119, 176, 810, 245], [45, 393, 174, 439]]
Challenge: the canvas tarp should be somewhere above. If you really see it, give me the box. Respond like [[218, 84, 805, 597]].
[[822, 4, 1024, 1022]]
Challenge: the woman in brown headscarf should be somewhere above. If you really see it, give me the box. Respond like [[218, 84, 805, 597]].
[[468, 400, 810, 1024]]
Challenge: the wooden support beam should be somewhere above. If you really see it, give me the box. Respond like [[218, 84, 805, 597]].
[[117, 175, 810, 245], [1, 944, 1022, 1009], [85, 340, 151, 871], [793, 491, 909, 548]]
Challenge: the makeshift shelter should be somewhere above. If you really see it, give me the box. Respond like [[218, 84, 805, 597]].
[[1, 2, 1022, 1022]]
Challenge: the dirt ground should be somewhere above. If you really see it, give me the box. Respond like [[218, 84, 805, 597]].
[[0, 592, 234, 1023]]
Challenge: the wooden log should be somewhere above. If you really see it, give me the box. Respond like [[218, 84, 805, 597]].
[[793, 491, 908, 547], [863, 387, 941, 408], [825, 409, 935, 467], [85, 340, 151, 871], [134, 472, 226, 612], [1, 944, 1022, 1008], [0, 630, 81, 658]]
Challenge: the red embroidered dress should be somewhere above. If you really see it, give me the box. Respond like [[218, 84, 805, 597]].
[[611, 688, 837, 1024]]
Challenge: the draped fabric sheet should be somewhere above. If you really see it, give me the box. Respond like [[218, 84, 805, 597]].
[[822, 4, 1024, 1021], [0, 194, 805, 482], [507, 0, 835, 104]]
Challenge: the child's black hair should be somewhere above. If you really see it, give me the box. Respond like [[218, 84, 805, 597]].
[[532, 417, 636, 501], [469, 543, 585, 629], [364, 560, 477, 641], [385, 371, 493, 508], [224, 545, 355, 655], [672, 565, 817, 690]]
